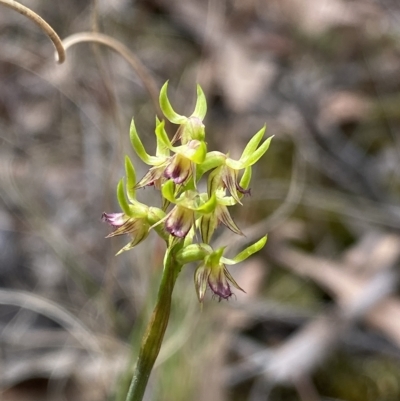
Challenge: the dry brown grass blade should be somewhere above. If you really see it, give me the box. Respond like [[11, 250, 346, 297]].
[[0, 289, 102, 354], [62, 32, 162, 118], [0, 0, 65, 63], [270, 242, 400, 347]]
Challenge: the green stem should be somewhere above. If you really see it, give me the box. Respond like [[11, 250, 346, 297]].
[[124, 248, 180, 401]]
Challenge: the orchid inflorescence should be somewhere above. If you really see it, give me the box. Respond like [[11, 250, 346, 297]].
[[102, 82, 272, 302]]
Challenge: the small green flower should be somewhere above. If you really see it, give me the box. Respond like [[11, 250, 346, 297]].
[[159, 181, 217, 238], [102, 156, 167, 254], [199, 125, 273, 204], [176, 236, 267, 302], [131, 119, 206, 188], [198, 189, 243, 244], [159, 81, 207, 142], [102, 212, 150, 255]]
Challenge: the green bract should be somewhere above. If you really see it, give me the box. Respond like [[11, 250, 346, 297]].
[[103, 81, 272, 301]]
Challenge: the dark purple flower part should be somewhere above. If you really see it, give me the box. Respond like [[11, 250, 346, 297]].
[[102, 212, 150, 254], [165, 205, 195, 238], [194, 257, 244, 303], [102, 212, 128, 227], [164, 153, 192, 185], [221, 166, 251, 203]]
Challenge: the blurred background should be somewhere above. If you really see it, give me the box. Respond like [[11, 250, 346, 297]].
[[1, 0, 400, 400]]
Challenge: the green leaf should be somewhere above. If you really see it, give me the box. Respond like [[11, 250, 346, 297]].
[[159, 81, 187, 124], [130, 119, 160, 165], [125, 156, 136, 202], [239, 125, 266, 161], [191, 84, 207, 120], [222, 236, 267, 265], [117, 179, 131, 216]]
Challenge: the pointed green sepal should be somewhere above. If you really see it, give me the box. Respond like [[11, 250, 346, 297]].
[[239, 125, 266, 161], [159, 81, 187, 124], [240, 136, 273, 167], [191, 84, 207, 120], [125, 156, 136, 202], [222, 236, 267, 265], [117, 179, 131, 216], [155, 120, 173, 150], [130, 119, 160, 165]]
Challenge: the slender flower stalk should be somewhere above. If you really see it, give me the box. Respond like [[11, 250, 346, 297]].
[[125, 246, 182, 401], [102, 82, 272, 401]]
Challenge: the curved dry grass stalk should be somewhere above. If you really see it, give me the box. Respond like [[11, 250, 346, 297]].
[[0, 0, 65, 63], [62, 32, 161, 118], [0, 288, 102, 354]]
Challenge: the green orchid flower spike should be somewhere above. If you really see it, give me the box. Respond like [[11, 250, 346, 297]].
[[102, 82, 272, 401]]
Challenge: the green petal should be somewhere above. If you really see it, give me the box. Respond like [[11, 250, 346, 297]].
[[239, 125, 266, 161], [159, 81, 187, 124], [161, 180, 178, 204], [125, 156, 136, 202], [130, 119, 161, 165], [155, 120, 173, 150], [190, 140, 207, 164], [117, 179, 132, 216], [191, 84, 207, 120], [195, 193, 217, 214], [222, 236, 267, 265], [196, 151, 226, 180], [240, 136, 273, 167]]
